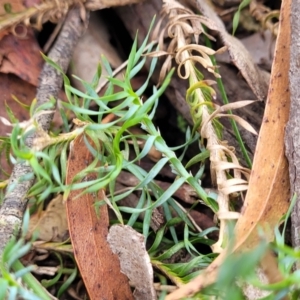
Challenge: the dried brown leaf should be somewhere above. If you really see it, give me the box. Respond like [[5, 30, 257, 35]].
[[232, 0, 290, 254], [66, 133, 133, 299]]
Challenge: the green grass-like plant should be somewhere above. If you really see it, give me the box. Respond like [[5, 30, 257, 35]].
[[0, 20, 218, 298], [0, 16, 299, 300]]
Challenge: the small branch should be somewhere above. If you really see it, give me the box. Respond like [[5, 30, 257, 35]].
[[0, 7, 88, 257]]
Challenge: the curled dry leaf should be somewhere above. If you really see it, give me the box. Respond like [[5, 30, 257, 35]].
[[201, 100, 258, 136], [107, 224, 156, 300], [166, 0, 291, 298]]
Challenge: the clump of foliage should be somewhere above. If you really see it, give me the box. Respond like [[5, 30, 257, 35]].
[[0, 14, 298, 300]]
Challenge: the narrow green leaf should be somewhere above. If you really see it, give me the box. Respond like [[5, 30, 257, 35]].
[[232, 0, 251, 35]]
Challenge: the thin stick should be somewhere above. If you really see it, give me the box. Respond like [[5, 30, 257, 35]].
[[0, 7, 88, 257], [101, 113, 117, 124]]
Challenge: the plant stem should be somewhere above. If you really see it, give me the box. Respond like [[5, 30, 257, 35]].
[[205, 37, 253, 168]]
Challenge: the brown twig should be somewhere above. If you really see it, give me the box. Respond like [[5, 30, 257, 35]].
[[0, 7, 88, 257]]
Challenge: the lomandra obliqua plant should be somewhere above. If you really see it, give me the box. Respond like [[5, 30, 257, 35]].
[[0, 14, 299, 300], [0, 18, 218, 297]]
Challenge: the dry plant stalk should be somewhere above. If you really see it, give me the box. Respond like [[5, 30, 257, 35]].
[[151, 0, 253, 253], [249, 0, 279, 36]]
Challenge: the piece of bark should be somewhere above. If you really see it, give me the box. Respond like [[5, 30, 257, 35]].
[[107, 225, 156, 300], [0, 7, 87, 257], [285, 0, 300, 262]]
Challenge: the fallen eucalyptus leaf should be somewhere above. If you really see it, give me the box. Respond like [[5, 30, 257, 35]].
[[66, 133, 133, 299]]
